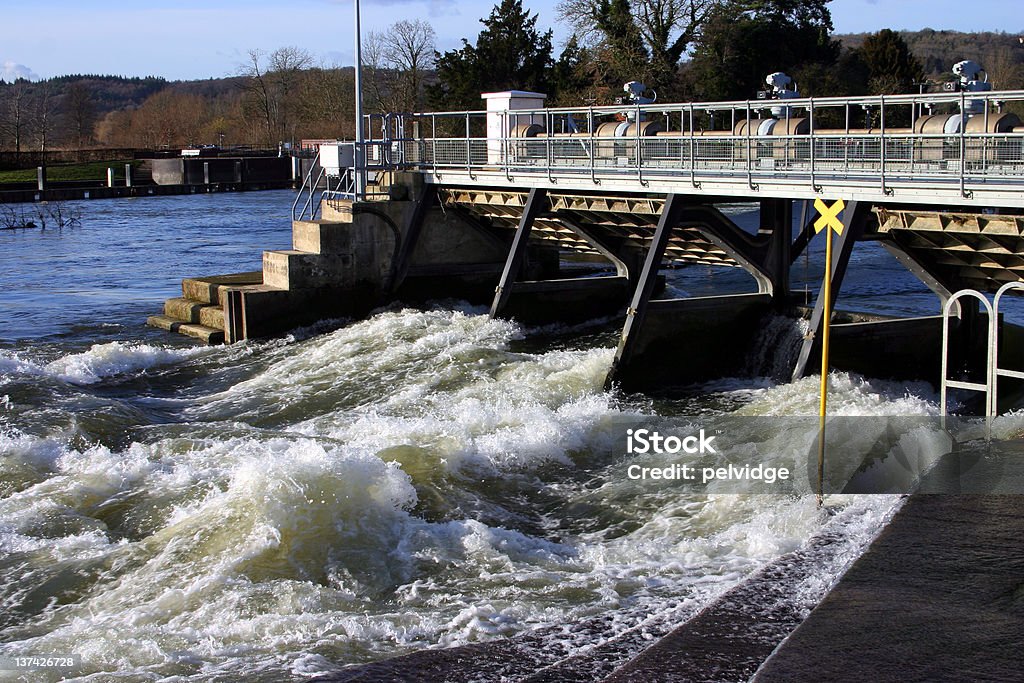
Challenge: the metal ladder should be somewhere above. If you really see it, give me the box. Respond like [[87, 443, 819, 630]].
[[941, 282, 1024, 417], [991, 282, 1024, 412]]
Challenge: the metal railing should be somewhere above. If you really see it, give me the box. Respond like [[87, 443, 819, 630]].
[[941, 283, 1024, 417], [941, 290, 995, 417], [365, 89, 1024, 204], [292, 150, 325, 220], [991, 282, 1024, 412], [292, 144, 389, 220]]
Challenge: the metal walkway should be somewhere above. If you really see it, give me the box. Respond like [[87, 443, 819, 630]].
[[364, 89, 1024, 209]]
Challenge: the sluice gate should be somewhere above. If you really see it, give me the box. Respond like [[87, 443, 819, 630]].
[[150, 80, 1024, 412]]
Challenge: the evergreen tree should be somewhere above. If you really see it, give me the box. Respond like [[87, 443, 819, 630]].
[[550, 36, 597, 104], [429, 0, 554, 110], [595, 0, 650, 86], [558, 0, 718, 101], [859, 29, 924, 94], [687, 0, 839, 100]]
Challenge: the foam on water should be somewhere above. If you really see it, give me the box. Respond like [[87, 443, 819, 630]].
[[0, 342, 205, 386], [0, 306, 944, 680]]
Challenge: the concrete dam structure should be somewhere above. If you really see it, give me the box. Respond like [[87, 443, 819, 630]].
[[149, 75, 1024, 411]]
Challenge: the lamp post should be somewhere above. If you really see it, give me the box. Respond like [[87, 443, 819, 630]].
[[354, 0, 365, 199]]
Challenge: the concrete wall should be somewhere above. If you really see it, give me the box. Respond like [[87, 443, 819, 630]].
[[615, 293, 773, 392], [150, 157, 291, 186], [829, 316, 945, 384]]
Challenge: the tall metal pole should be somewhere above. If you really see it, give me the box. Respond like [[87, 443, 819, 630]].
[[816, 224, 833, 507], [353, 0, 365, 199]]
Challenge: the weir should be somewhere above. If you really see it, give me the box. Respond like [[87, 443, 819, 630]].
[[149, 80, 1024, 412]]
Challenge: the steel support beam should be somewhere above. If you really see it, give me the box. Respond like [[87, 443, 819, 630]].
[[224, 289, 245, 344], [790, 200, 816, 264], [388, 184, 435, 294], [554, 215, 630, 278], [763, 199, 792, 306], [606, 193, 686, 386], [686, 205, 773, 294], [490, 187, 547, 318], [881, 237, 957, 311], [791, 201, 869, 380]]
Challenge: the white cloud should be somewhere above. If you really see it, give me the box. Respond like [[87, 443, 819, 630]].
[[1, 60, 38, 81]]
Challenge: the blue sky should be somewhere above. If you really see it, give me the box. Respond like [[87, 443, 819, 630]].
[[2, 0, 1023, 81]]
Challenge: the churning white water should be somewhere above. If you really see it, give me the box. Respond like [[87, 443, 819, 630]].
[[3, 191, 986, 681], [0, 303, 948, 681]]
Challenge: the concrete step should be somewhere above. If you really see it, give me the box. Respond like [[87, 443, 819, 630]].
[[163, 298, 225, 331], [146, 315, 225, 344], [182, 271, 263, 305], [164, 297, 207, 323], [198, 305, 225, 330], [262, 250, 335, 290], [320, 199, 354, 223], [292, 220, 356, 254]]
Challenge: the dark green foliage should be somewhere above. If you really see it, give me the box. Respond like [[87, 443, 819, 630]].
[[0, 75, 168, 116], [550, 37, 597, 105], [859, 29, 923, 94], [789, 48, 870, 98], [595, 0, 650, 86], [839, 30, 1023, 78], [687, 0, 840, 100], [429, 0, 554, 110]]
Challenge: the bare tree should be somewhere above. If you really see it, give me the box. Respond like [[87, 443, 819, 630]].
[[63, 82, 97, 150], [986, 49, 1024, 90], [366, 20, 436, 113], [0, 80, 30, 152], [237, 46, 313, 145], [297, 63, 355, 139], [270, 46, 313, 144], [132, 90, 209, 148], [32, 81, 60, 153], [239, 49, 276, 143]]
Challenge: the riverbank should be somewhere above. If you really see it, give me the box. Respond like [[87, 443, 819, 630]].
[[0, 152, 302, 204], [0, 179, 296, 204]]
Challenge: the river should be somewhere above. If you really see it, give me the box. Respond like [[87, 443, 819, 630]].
[[0, 190, 978, 681]]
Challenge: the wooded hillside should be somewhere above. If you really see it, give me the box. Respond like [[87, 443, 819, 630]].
[[2, 3, 1022, 155], [837, 29, 1024, 87]]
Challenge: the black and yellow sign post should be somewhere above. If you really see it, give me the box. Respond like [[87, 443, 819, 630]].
[[813, 197, 846, 505]]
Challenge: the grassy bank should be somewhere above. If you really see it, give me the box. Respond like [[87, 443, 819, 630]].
[[0, 160, 138, 184]]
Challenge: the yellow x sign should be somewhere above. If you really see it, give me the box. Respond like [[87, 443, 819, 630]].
[[814, 198, 846, 235]]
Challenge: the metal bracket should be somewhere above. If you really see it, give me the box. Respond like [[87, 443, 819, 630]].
[[489, 187, 548, 318]]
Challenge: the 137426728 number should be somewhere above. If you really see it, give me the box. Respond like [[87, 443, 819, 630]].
[[0, 655, 81, 669]]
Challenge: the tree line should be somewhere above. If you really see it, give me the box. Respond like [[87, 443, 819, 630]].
[[1, 1, 1022, 153]]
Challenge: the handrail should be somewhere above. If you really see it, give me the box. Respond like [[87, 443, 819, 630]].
[[388, 124, 1024, 206], [941, 289, 995, 418], [991, 281, 1024, 412], [291, 150, 324, 221], [398, 89, 1024, 121], [369, 89, 1024, 208]]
